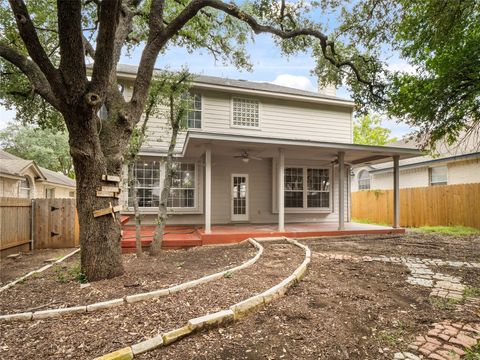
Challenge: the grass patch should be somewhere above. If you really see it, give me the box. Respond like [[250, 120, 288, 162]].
[[352, 218, 391, 227], [464, 342, 480, 360], [464, 286, 480, 300], [377, 327, 407, 347], [411, 226, 480, 236], [53, 263, 87, 284], [429, 297, 462, 310], [223, 270, 233, 279]]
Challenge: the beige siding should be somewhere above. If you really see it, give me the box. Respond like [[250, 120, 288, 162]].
[[447, 159, 480, 185], [134, 89, 353, 154], [132, 155, 349, 226], [0, 177, 19, 197], [355, 158, 480, 191]]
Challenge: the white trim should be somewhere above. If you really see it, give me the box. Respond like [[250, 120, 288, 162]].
[[231, 173, 249, 221], [283, 165, 332, 212], [205, 147, 212, 233], [186, 92, 204, 131], [278, 148, 285, 232], [230, 96, 262, 130]]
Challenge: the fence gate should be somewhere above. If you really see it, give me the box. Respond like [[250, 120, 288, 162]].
[[34, 198, 79, 248]]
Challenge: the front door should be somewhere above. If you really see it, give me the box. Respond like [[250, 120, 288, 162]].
[[231, 174, 249, 221]]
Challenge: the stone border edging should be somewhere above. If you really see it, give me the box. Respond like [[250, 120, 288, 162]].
[[0, 248, 81, 294], [93, 237, 310, 360], [0, 239, 263, 322]]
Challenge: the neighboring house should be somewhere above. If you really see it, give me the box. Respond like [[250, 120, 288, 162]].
[[0, 150, 76, 198], [352, 138, 480, 191], [116, 64, 420, 230]]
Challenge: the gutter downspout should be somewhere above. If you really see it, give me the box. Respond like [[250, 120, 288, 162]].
[[30, 199, 35, 251]]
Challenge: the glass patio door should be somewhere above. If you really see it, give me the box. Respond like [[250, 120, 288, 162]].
[[231, 174, 249, 221]]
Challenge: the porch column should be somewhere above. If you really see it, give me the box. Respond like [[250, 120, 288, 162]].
[[205, 146, 212, 234], [338, 151, 345, 230], [278, 148, 285, 232], [393, 155, 400, 228]]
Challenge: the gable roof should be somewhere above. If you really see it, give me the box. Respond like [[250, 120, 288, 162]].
[[0, 150, 75, 188], [115, 64, 354, 107]]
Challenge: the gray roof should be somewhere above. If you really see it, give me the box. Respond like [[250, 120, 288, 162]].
[[115, 63, 353, 104], [0, 149, 75, 188]]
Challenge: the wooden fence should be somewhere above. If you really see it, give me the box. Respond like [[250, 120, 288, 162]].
[[352, 183, 480, 229], [0, 197, 79, 256]]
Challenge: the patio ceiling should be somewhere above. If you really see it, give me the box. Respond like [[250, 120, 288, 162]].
[[181, 131, 423, 166]]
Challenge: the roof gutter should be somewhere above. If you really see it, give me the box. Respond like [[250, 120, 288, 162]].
[[370, 151, 480, 173]]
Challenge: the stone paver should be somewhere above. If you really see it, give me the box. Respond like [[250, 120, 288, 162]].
[[315, 252, 477, 300], [394, 320, 480, 360]]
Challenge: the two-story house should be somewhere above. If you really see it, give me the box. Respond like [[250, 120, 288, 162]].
[[116, 64, 420, 246]]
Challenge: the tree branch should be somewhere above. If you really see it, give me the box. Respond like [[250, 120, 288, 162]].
[[8, 0, 62, 93], [0, 42, 61, 110], [90, 0, 121, 99], [57, 0, 87, 101]]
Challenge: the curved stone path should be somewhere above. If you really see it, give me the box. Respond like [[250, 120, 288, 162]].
[[0, 239, 263, 322]]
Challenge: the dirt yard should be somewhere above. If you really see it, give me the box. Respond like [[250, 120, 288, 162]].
[[0, 232, 479, 360]]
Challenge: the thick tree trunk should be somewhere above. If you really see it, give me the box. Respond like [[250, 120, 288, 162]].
[[68, 110, 124, 281]]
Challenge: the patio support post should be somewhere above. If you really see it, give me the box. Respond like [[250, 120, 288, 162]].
[[393, 155, 400, 228], [338, 151, 345, 230], [205, 145, 212, 234], [278, 147, 285, 232]]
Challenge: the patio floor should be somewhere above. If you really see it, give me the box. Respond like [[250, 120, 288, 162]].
[[121, 221, 404, 250]]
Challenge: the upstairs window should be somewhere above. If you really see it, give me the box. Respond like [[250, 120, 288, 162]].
[[358, 170, 371, 190], [430, 166, 447, 186], [187, 93, 202, 129], [232, 98, 259, 128]]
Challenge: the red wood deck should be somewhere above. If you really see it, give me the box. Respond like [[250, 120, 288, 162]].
[[121, 221, 404, 251]]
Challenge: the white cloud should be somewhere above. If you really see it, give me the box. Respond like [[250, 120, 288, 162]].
[[270, 74, 316, 91], [0, 106, 15, 130]]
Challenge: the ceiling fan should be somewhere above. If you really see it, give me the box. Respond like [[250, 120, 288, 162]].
[[233, 150, 263, 163]]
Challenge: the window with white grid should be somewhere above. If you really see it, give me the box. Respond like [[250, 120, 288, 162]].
[[284, 167, 331, 209], [358, 170, 371, 190], [187, 93, 202, 129], [430, 166, 447, 186], [307, 168, 330, 208], [128, 161, 161, 207], [232, 98, 259, 128], [168, 163, 196, 208], [284, 168, 304, 208]]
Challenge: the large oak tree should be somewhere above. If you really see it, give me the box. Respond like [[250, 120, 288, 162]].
[[0, 0, 395, 281]]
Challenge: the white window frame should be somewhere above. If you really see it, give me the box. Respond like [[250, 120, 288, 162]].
[[186, 93, 203, 130], [230, 96, 261, 129], [167, 162, 197, 209], [429, 165, 448, 186], [284, 166, 332, 212], [231, 173, 249, 221], [19, 176, 31, 199], [358, 170, 371, 190]]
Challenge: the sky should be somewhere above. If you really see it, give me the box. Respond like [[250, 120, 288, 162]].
[[0, 33, 414, 139]]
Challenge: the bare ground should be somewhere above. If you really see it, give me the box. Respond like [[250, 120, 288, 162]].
[[1, 233, 479, 360], [0, 242, 256, 313], [0, 248, 76, 285]]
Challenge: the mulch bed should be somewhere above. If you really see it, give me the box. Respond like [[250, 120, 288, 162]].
[[0, 242, 256, 314], [0, 248, 76, 285], [0, 242, 304, 360], [140, 245, 478, 359], [304, 232, 480, 261]]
